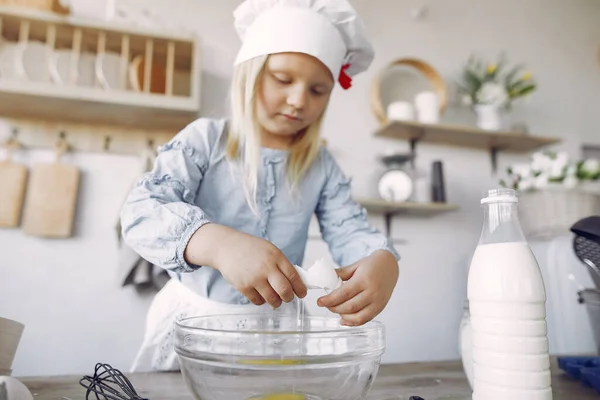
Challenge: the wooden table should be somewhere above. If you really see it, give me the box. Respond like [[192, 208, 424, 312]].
[[19, 358, 597, 399]]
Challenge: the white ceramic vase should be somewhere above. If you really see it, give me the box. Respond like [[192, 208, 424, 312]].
[[474, 104, 503, 130]]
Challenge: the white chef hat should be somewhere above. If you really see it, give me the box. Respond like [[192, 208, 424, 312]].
[[233, 0, 375, 89]]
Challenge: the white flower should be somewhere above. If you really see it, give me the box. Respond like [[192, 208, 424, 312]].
[[512, 164, 532, 179], [549, 162, 566, 179], [533, 173, 549, 189], [531, 152, 553, 173], [475, 82, 508, 107], [566, 164, 577, 177], [582, 159, 600, 174], [518, 178, 533, 191], [550, 152, 569, 177], [563, 176, 578, 189], [500, 152, 595, 192], [555, 152, 569, 165]]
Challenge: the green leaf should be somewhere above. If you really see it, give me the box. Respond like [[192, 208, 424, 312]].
[[514, 84, 536, 97], [508, 83, 536, 99], [504, 64, 524, 87], [576, 161, 586, 179], [507, 79, 530, 93], [465, 69, 482, 86], [488, 53, 507, 80]]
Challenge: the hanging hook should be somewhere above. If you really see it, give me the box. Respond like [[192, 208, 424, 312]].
[[9, 127, 18, 143], [56, 131, 67, 147], [3, 127, 19, 147], [55, 130, 69, 160], [147, 138, 158, 156], [2, 127, 20, 160], [103, 135, 111, 152]]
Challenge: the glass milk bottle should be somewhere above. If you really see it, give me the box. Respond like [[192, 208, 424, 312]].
[[458, 299, 474, 390], [467, 189, 552, 400]]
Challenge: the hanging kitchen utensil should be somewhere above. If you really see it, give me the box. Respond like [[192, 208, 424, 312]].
[[21, 133, 80, 238], [0, 316, 25, 374], [571, 216, 600, 289], [0, 133, 28, 228], [80, 363, 148, 400]]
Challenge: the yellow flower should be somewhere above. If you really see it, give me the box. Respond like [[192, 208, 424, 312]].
[[522, 71, 532, 81], [486, 64, 496, 74]]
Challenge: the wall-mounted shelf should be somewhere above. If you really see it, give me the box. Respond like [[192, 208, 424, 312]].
[[0, 79, 198, 130], [374, 120, 561, 172], [0, 5, 202, 131], [356, 197, 459, 237]]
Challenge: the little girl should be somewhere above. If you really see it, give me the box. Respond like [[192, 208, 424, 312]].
[[120, 0, 400, 372]]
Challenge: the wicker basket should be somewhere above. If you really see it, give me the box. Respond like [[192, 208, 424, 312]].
[[370, 57, 447, 126], [518, 186, 600, 238]]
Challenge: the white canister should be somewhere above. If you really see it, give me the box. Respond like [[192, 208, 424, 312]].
[[386, 101, 415, 121], [415, 91, 440, 124]]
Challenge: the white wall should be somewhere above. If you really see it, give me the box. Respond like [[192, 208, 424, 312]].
[[1, 0, 599, 377]]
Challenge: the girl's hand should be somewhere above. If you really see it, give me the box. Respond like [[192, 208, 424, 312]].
[[317, 250, 398, 326], [185, 224, 307, 308]]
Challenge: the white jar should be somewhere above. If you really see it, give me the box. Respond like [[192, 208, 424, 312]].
[[414, 91, 440, 123], [387, 101, 415, 121]]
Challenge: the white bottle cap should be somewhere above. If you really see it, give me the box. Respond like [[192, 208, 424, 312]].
[[480, 188, 519, 205]]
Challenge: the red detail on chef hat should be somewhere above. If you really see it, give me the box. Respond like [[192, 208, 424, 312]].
[[338, 64, 352, 89]]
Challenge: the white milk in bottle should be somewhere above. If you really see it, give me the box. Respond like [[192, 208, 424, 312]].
[[467, 189, 552, 400]]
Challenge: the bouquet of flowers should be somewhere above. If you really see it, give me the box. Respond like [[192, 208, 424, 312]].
[[458, 54, 537, 109], [500, 151, 600, 192]]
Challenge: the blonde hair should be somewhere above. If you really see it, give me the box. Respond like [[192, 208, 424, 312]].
[[226, 55, 326, 214]]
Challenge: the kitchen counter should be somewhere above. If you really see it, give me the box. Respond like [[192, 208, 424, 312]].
[[18, 358, 596, 399]]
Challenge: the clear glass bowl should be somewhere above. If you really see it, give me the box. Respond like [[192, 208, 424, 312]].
[[174, 313, 385, 400]]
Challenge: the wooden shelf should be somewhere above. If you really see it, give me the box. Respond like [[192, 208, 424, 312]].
[[375, 120, 560, 152], [0, 79, 198, 131], [0, 5, 202, 132], [374, 120, 561, 172], [0, 5, 197, 43], [356, 197, 459, 237], [357, 197, 458, 214]]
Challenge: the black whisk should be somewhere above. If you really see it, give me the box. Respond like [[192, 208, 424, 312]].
[[79, 363, 148, 400]]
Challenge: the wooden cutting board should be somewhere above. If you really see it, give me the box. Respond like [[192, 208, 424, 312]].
[[22, 157, 80, 238], [0, 159, 28, 228]]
